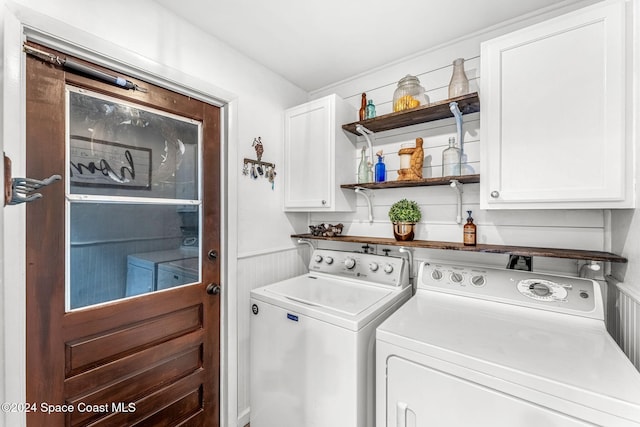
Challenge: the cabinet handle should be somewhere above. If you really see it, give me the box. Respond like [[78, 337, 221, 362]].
[[490, 190, 500, 198], [321, 200, 327, 205]]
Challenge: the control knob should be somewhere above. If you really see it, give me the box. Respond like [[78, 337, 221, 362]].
[[314, 254, 323, 263], [324, 256, 334, 265], [344, 257, 356, 269], [471, 275, 486, 287], [369, 262, 379, 272], [431, 270, 443, 280], [383, 264, 394, 274], [529, 283, 551, 297], [450, 272, 463, 283]]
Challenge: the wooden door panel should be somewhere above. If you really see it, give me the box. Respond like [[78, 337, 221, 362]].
[[65, 304, 203, 375], [64, 330, 204, 397], [25, 43, 220, 426]]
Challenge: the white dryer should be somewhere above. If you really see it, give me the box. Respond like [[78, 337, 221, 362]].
[[250, 249, 411, 427], [377, 261, 640, 426]]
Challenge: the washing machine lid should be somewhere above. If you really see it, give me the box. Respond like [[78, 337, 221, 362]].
[[377, 291, 640, 423], [251, 274, 408, 330]]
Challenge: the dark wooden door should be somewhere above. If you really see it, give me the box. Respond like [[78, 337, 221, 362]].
[[25, 44, 221, 426]]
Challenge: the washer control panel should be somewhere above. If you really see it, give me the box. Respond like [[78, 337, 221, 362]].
[[419, 261, 601, 318], [308, 249, 408, 288]]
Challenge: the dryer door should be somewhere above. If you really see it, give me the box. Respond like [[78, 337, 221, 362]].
[[386, 356, 592, 427]]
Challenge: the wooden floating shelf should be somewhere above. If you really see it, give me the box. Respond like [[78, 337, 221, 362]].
[[291, 234, 627, 263], [341, 174, 480, 190], [342, 92, 480, 135]]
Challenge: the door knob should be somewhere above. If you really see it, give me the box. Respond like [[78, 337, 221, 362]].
[[206, 283, 221, 295], [207, 249, 218, 261]]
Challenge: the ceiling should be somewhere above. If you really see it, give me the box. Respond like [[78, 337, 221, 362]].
[[154, 0, 573, 92]]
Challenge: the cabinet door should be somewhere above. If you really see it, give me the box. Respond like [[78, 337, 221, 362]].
[[284, 94, 355, 211], [480, 0, 632, 209], [284, 97, 333, 209]]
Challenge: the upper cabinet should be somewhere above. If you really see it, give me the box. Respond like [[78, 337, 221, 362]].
[[480, 0, 633, 209], [284, 94, 356, 212]]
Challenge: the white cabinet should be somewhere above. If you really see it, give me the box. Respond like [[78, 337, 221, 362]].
[[480, 0, 633, 209], [284, 94, 356, 211]]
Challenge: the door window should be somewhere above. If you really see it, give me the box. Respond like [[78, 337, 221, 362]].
[[66, 87, 202, 310]]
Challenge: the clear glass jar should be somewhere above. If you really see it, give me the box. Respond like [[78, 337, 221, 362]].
[[442, 136, 461, 176], [392, 75, 428, 112]]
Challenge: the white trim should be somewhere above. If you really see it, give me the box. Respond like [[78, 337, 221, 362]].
[[222, 97, 239, 427], [1, 3, 240, 426], [2, 6, 27, 427], [65, 195, 202, 205]]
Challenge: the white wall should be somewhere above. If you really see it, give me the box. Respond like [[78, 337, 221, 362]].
[[0, 1, 308, 426]]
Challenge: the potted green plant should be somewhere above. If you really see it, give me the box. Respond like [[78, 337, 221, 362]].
[[388, 198, 422, 241]]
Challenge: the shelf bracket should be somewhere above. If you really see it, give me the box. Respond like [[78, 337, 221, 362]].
[[354, 187, 374, 223], [578, 260, 602, 278], [355, 125, 375, 175], [449, 179, 464, 224], [449, 101, 464, 158]]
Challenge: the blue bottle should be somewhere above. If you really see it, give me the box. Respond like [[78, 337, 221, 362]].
[[375, 154, 386, 183], [366, 100, 376, 119]]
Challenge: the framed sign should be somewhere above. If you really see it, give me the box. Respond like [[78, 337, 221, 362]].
[[69, 136, 152, 190]]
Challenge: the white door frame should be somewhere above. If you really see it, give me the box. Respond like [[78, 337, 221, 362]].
[[1, 3, 239, 426]]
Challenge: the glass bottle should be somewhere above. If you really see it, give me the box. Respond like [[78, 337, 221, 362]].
[[392, 75, 428, 112], [448, 58, 469, 98], [374, 153, 386, 183], [442, 137, 461, 177], [359, 93, 367, 121], [463, 210, 476, 246], [358, 146, 369, 183], [365, 100, 376, 119]]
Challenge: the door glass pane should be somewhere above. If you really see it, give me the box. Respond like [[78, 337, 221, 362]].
[[68, 88, 199, 199], [66, 87, 201, 311]]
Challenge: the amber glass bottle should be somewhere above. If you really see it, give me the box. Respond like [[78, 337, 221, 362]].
[[463, 210, 476, 246], [359, 93, 367, 121]]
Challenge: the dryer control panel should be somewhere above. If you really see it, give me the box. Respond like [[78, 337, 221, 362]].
[[418, 262, 603, 320], [308, 249, 409, 288]]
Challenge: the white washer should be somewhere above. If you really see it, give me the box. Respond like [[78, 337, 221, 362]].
[[250, 249, 411, 427], [377, 261, 640, 427]]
